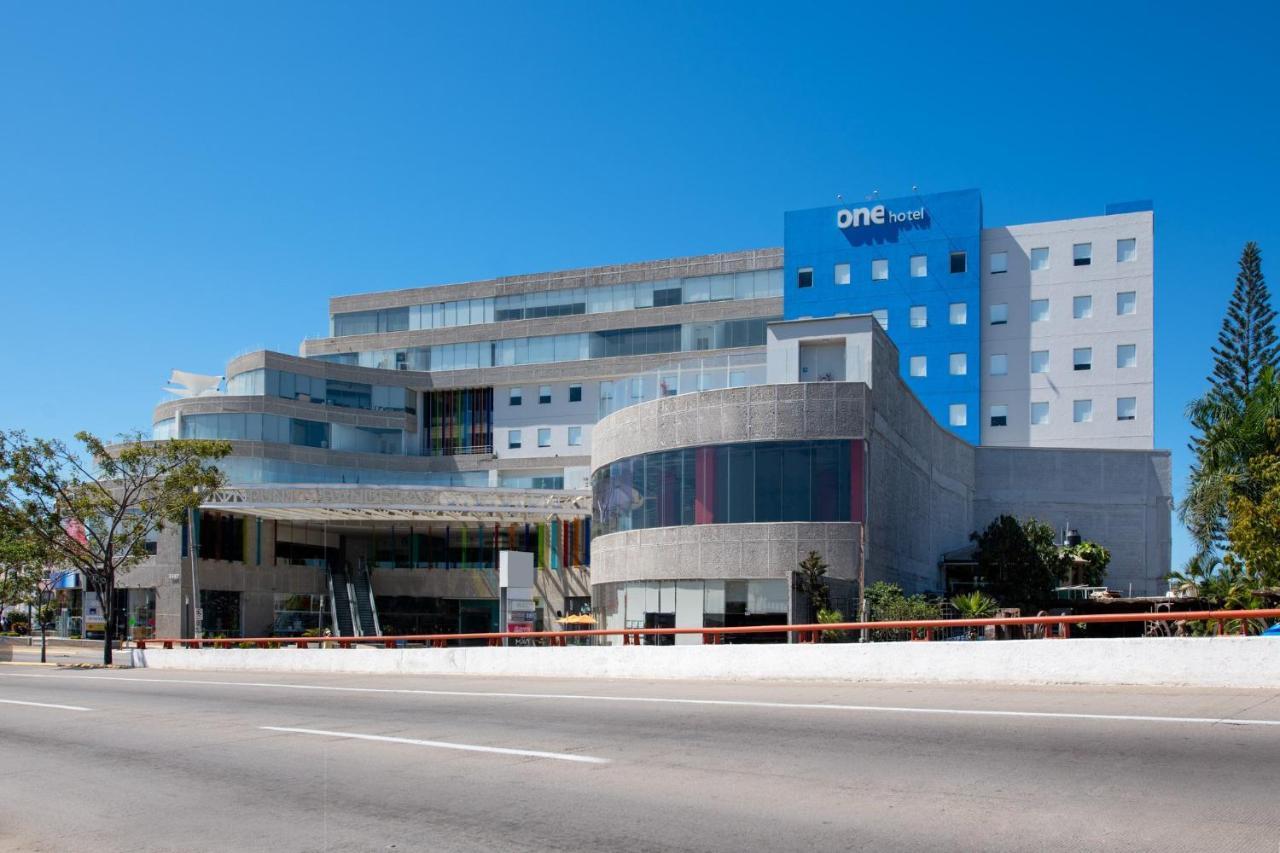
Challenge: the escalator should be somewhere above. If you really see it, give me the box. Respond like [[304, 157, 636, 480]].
[[327, 566, 355, 637], [351, 559, 381, 637]]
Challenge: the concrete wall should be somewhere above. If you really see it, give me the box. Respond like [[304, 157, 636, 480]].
[[865, 331, 976, 592], [591, 523, 861, 587], [980, 211, 1154, 449], [974, 445, 1173, 595], [128, 638, 1280, 689]]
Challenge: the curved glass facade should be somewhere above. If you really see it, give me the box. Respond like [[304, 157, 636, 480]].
[[592, 440, 861, 536]]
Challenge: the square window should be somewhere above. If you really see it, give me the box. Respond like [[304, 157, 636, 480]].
[[834, 263, 851, 286], [871, 259, 889, 281], [949, 404, 967, 427], [508, 429, 522, 449], [1030, 247, 1050, 270], [1073, 347, 1092, 371], [568, 425, 583, 446], [990, 404, 1008, 427], [949, 353, 967, 375], [1030, 350, 1050, 374], [1117, 291, 1137, 315], [1117, 238, 1137, 263], [910, 255, 927, 278], [1031, 401, 1050, 425], [1030, 299, 1050, 322], [871, 308, 888, 330], [990, 354, 1008, 375], [949, 302, 967, 325], [568, 384, 582, 402], [909, 305, 927, 328], [1117, 397, 1137, 421], [539, 385, 552, 404], [1073, 242, 1092, 266], [509, 387, 522, 406], [990, 252, 1008, 274], [1117, 344, 1137, 368], [537, 427, 551, 447], [949, 251, 967, 274], [797, 267, 813, 288], [1073, 295, 1093, 319], [1073, 399, 1093, 423], [989, 303, 1008, 325], [909, 355, 927, 377]]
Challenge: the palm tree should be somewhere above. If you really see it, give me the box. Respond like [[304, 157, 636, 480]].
[[950, 590, 999, 639]]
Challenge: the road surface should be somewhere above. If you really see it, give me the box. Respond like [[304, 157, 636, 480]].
[[1, 663, 1278, 852]]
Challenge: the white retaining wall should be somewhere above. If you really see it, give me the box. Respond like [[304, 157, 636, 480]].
[[129, 638, 1280, 689]]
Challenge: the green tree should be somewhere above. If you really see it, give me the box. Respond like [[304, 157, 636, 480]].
[[0, 527, 66, 663], [1181, 368, 1280, 554], [970, 515, 1068, 612], [796, 550, 830, 619], [864, 581, 940, 641], [1063, 540, 1111, 587], [950, 590, 999, 639], [0, 431, 230, 664], [1207, 242, 1278, 404], [1223, 429, 1280, 588]]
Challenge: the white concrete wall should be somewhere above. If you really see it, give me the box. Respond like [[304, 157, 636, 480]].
[[980, 211, 1154, 449], [129, 637, 1278, 689], [493, 380, 597, 460]]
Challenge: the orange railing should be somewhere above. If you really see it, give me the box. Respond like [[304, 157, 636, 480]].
[[134, 608, 1280, 650]]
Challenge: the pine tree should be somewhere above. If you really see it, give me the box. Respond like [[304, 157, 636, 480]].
[[1208, 242, 1278, 404]]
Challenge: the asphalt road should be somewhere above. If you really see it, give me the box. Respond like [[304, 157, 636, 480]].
[[1, 664, 1278, 853]]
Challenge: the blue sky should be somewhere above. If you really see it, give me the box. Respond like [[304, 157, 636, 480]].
[[2, 2, 1277, 571]]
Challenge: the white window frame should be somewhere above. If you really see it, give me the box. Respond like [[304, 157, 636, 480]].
[[909, 355, 927, 377], [834, 263, 851, 286], [1117, 291, 1137, 315], [1117, 238, 1137, 263], [909, 305, 928, 328], [949, 352, 967, 376], [871, 259, 889, 281], [1117, 397, 1137, 421], [537, 427, 551, 448], [1073, 242, 1092, 266], [1117, 344, 1137, 368], [949, 404, 968, 427], [990, 252, 1008, 274], [910, 255, 927, 278], [949, 302, 967, 325], [1073, 347, 1093, 371]]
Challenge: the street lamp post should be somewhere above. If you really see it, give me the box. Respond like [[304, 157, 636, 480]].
[[187, 487, 204, 639]]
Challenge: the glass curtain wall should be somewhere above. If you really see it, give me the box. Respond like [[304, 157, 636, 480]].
[[592, 440, 858, 536], [330, 269, 783, 337]]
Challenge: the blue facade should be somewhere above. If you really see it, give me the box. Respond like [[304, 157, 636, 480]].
[[783, 189, 983, 443]]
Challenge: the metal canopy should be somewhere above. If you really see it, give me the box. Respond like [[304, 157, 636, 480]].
[[200, 484, 592, 524]]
